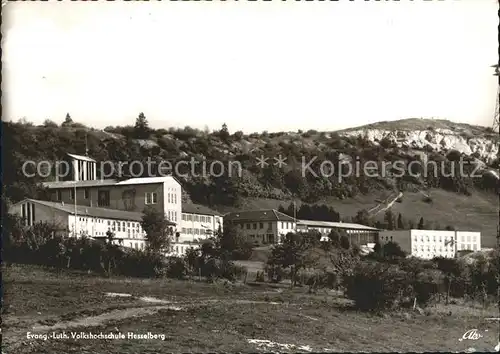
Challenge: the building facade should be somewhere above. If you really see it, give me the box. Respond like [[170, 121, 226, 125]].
[[11, 199, 165, 251], [379, 229, 482, 259], [43, 154, 183, 236], [37, 154, 226, 257], [179, 203, 223, 243], [296, 220, 380, 245], [224, 209, 297, 245]]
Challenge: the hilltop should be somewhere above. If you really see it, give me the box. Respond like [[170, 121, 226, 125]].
[[3, 116, 499, 246]]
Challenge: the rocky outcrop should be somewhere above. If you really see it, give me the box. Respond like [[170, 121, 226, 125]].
[[340, 128, 499, 164]]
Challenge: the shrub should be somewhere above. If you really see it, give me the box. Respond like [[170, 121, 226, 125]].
[[166, 257, 188, 279], [264, 263, 290, 283], [345, 261, 413, 312], [255, 271, 265, 282]]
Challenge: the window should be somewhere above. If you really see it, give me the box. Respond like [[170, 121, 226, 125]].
[[268, 222, 272, 229], [259, 222, 263, 229], [84, 188, 90, 199], [195, 215, 199, 222], [98, 190, 110, 207], [70, 189, 75, 200], [246, 224, 250, 229], [145, 192, 158, 205], [208, 216, 212, 223], [253, 223, 257, 229]]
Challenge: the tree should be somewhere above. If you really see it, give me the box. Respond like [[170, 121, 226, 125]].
[[373, 241, 383, 257], [141, 207, 172, 254], [43, 119, 58, 128], [61, 113, 73, 127], [384, 210, 395, 230], [134, 112, 151, 139], [219, 123, 230, 143], [353, 209, 371, 226], [267, 232, 317, 288], [382, 241, 406, 261], [418, 217, 425, 230], [328, 229, 341, 248], [397, 213, 405, 230], [340, 234, 351, 250], [217, 223, 252, 260]]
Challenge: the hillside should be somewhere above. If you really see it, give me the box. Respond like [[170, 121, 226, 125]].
[[3, 117, 499, 246]]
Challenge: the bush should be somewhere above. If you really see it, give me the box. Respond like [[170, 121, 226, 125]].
[[265, 263, 290, 283], [255, 271, 265, 282], [345, 261, 413, 312], [166, 257, 188, 279]]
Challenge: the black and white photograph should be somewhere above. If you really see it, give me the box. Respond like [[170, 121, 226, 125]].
[[1, 0, 500, 352]]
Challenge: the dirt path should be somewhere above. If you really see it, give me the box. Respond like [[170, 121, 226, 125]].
[[31, 305, 182, 332], [3, 294, 293, 352]]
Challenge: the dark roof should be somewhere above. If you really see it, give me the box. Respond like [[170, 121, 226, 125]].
[[182, 203, 222, 216], [67, 153, 96, 162], [17, 199, 176, 225], [43, 180, 118, 189], [42, 176, 179, 189], [225, 209, 296, 223], [297, 219, 380, 231]]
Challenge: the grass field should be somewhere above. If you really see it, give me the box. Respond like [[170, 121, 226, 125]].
[[3, 264, 500, 353], [224, 189, 499, 248]]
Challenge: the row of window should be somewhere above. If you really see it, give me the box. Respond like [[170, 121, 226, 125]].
[[413, 244, 478, 252], [55, 189, 160, 208], [413, 235, 478, 243], [413, 245, 455, 252], [166, 192, 178, 204], [182, 214, 213, 223], [76, 217, 142, 231], [145, 192, 158, 205], [167, 210, 178, 222], [21, 202, 36, 227], [76, 160, 96, 181], [414, 252, 454, 259], [248, 234, 276, 243], [243, 222, 273, 230], [181, 228, 211, 235]]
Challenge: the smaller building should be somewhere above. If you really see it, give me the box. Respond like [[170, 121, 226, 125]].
[[180, 203, 223, 243], [296, 220, 380, 245], [378, 229, 481, 259], [224, 209, 297, 245], [11, 199, 175, 252]]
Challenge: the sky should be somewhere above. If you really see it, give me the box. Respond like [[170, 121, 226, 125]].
[[2, 0, 498, 133]]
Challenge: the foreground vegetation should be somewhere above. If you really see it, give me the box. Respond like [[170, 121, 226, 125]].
[[3, 263, 499, 353]]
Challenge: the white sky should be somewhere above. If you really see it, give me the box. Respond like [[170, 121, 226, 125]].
[[2, 0, 498, 133]]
